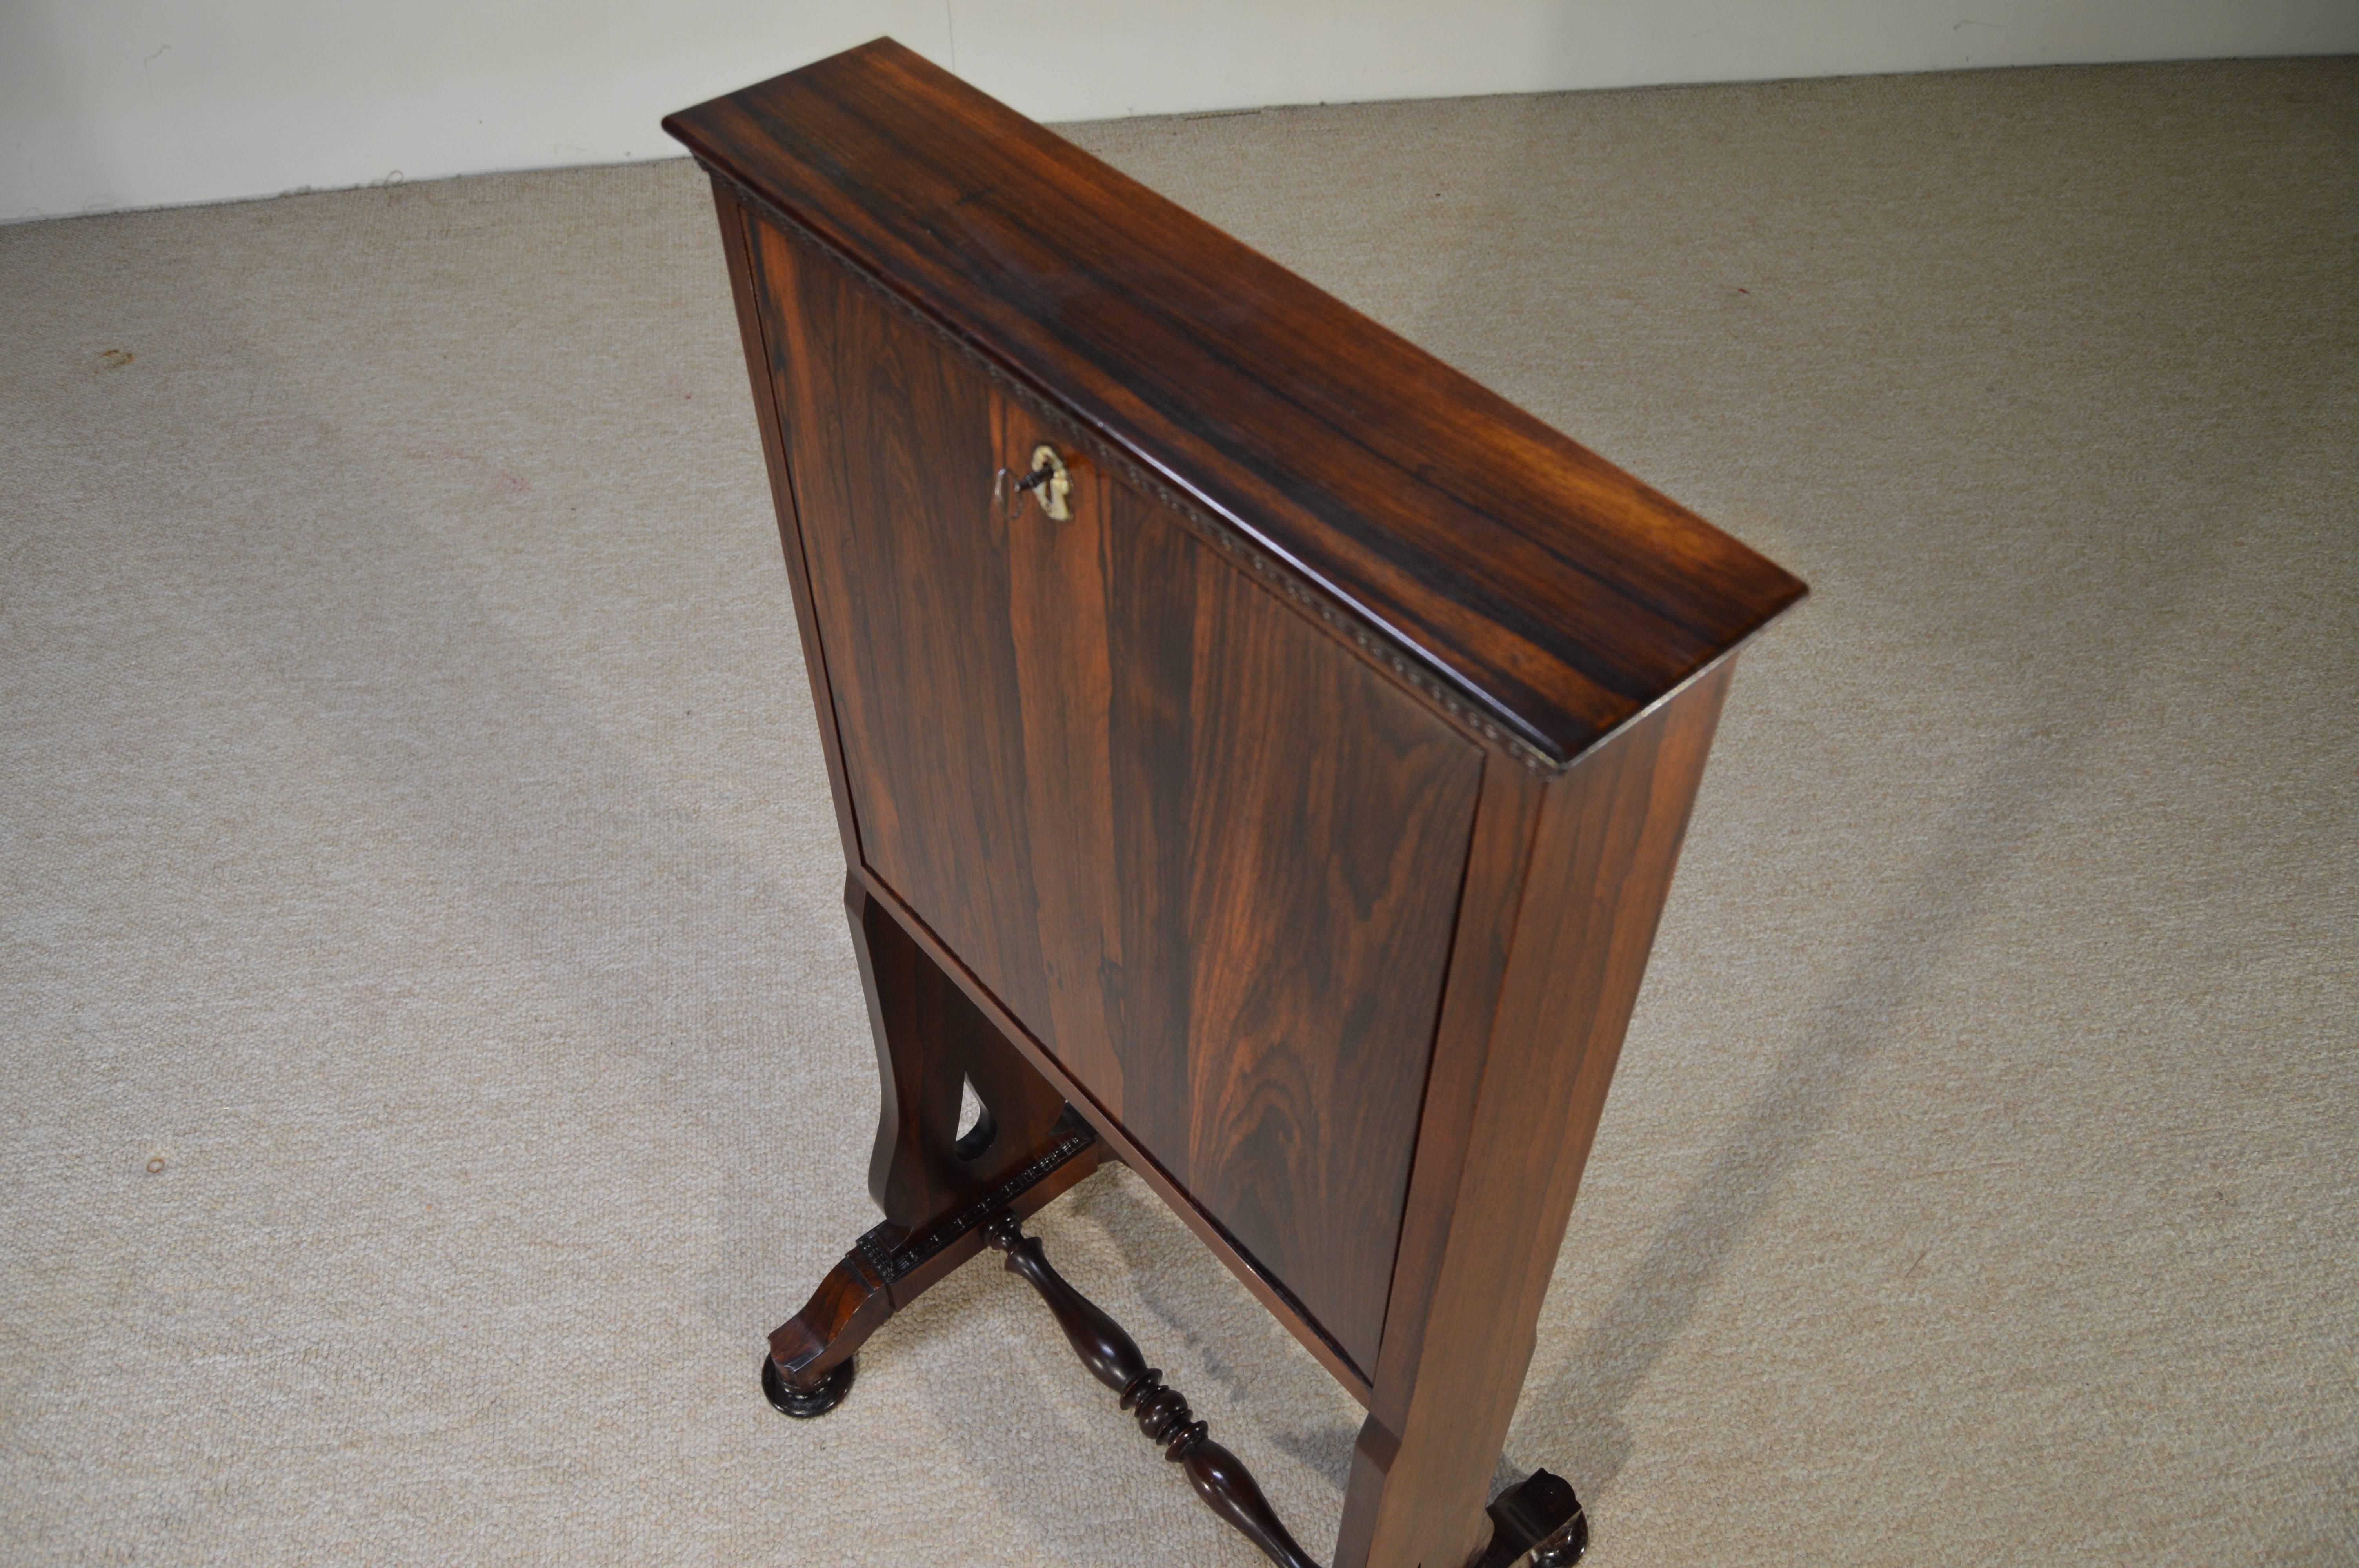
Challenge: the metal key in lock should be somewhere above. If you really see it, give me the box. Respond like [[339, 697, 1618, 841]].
[[995, 444, 1071, 521]]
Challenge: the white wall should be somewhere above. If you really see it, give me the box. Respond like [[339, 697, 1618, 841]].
[[6, 0, 2355, 222]]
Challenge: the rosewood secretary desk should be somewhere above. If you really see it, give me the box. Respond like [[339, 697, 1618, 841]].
[[665, 39, 1804, 1568]]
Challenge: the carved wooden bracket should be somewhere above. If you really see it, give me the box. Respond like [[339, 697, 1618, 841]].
[[765, 1113, 1098, 1412]]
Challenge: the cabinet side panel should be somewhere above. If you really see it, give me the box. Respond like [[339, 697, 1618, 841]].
[[1343, 661, 1733, 1568], [1363, 756, 1550, 1432]]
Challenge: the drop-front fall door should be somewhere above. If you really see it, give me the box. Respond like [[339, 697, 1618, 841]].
[[744, 217, 1485, 1380]]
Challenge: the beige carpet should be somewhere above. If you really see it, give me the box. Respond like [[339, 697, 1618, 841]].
[[3, 56, 2353, 1567]]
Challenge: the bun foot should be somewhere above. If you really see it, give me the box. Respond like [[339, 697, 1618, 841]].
[[1531, 1503, 1588, 1567], [1473, 1469, 1587, 1567], [761, 1351, 856, 1419]]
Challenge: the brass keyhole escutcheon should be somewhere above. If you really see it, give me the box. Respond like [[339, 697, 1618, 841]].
[[996, 444, 1072, 521]]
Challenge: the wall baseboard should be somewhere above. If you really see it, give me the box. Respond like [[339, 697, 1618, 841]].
[[7, 0, 2356, 222]]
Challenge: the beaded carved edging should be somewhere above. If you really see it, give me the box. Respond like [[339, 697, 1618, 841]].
[[705, 164, 1569, 777], [851, 1122, 1098, 1287]]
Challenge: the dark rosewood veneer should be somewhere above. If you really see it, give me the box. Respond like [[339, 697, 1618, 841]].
[[665, 37, 1803, 1568]]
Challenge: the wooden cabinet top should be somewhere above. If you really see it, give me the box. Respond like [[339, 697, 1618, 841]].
[[665, 38, 1805, 772]]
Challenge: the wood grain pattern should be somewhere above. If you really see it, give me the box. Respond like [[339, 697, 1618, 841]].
[[1000, 399, 1130, 1112], [747, 213, 1484, 1378], [1363, 757, 1552, 1434], [1114, 468, 1483, 1374], [767, 880, 1099, 1394], [709, 181, 860, 858], [848, 866, 1377, 1401], [1338, 663, 1735, 1568], [666, 38, 1806, 773], [847, 877, 1077, 1233], [687, 50, 1809, 1566]]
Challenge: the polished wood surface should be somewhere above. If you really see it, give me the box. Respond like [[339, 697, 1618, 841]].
[[676, 42, 1805, 1568], [709, 179, 861, 857], [666, 38, 1805, 773], [840, 866, 1381, 1402], [1340, 666, 1734, 1568], [747, 218, 1483, 1378], [766, 879, 1098, 1394]]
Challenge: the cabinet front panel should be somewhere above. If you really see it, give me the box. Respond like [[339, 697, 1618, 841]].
[[752, 219, 1482, 1374]]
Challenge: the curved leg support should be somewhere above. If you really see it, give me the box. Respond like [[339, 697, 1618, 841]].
[[762, 1118, 1099, 1418], [756, 875, 1102, 1423]]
